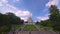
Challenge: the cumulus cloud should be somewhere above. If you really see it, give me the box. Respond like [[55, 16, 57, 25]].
[[0, 0, 32, 21], [37, 13, 49, 21], [15, 10, 32, 21], [37, 16, 49, 21], [13, 0, 20, 2], [0, 2, 3, 6], [1, 0, 8, 3], [0, 4, 32, 21], [0, 0, 8, 6], [46, 0, 60, 7], [15, 11, 32, 17], [43, 0, 60, 21]]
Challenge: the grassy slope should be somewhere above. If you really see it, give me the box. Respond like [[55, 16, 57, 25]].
[[11, 25, 20, 30], [36, 23, 52, 31], [23, 24, 38, 31]]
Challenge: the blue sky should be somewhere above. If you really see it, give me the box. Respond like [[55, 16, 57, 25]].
[[0, 0, 60, 22]]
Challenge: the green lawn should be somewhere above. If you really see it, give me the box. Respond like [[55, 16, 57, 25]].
[[40, 25, 52, 31], [0, 26, 10, 32], [11, 25, 20, 30], [23, 25, 38, 31], [36, 23, 52, 31]]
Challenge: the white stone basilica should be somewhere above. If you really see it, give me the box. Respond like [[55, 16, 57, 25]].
[[27, 16, 33, 24], [24, 16, 35, 25]]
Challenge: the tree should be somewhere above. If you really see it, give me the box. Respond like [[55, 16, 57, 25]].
[[20, 20, 24, 24], [49, 5, 60, 33], [5, 12, 23, 25], [36, 21, 40, 24], [0, 12, 24, 33], [40, 20, 50, 26], [0, 13, 11, 34]]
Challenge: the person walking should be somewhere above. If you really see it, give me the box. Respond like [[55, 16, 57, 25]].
[[29, 30, 31, 34]]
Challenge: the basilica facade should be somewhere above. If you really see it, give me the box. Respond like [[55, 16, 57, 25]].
[[24, 16, 35, 25]]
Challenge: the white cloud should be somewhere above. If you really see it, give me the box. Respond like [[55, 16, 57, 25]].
[[15, 11, 32, 17], [37, 13, 49, 21], [0, 0, 32, 21], [0, 0, 8, 7], [37, 16, 49, 21], [0, 0, 8, 4], [1, 0, 8, 3], [45, 0, 60, 21], [13, 0, 20, 2], [0, 2, 3, 6], [15, 10, 32, 21], [46, 0, 60, 7], [20, 17, 28, 21]]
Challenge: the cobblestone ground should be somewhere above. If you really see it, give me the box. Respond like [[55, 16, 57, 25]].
[[7, 30, 57, 34], [7, 24, 57, 34]]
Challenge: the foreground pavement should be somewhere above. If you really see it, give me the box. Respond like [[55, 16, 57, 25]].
[[7, 24, 57, 34], [7, 29, 57, 34]]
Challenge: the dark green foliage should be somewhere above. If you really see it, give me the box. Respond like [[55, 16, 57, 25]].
[[5, 12, 22, 25], [49, 5, 60, 31], [25, 21, 28, 23], [40, 20, 50, 26], [36, 21, 40, 24], [20, 20, 24, 24], [38, 5, 60, 32], [0, 26, 11, 32], [0, 12, 24, 33]]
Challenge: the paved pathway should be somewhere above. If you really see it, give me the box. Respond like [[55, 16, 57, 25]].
[[7, 24, 57, 34], [7, 30, 57, 34]]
